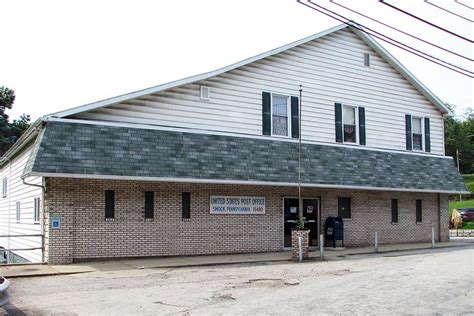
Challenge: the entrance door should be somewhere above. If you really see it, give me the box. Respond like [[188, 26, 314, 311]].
[[284, 198, 319, 247]]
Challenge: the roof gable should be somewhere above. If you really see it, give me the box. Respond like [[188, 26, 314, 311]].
[[49, 24, 449, 118]]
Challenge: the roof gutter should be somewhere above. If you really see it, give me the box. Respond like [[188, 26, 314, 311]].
[[0, 117, 45, 168], [29, 172, 471, 195]]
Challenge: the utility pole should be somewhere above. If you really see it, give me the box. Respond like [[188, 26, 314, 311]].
[[457, 149, 462, 202], [298, 85, 303, 228]]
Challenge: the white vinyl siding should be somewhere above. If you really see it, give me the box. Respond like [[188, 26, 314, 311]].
[[0, 144, 43, 263], [68, 28, 445, 155]]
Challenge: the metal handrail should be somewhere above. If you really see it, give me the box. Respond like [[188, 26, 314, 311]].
[[0, 234, 43, 238], [0, 233, 45, 263]]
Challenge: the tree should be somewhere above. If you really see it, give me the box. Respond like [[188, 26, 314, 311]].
[[0, 86, 31, 156], [444, 104, 474, 174]]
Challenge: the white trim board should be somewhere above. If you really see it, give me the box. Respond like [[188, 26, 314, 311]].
[[46, 117, 451, 159], [26, 172, 469, 194], [48, 24, 449, 119]]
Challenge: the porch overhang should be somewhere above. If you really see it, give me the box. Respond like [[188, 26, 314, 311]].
[[25, 121, 469, 195]]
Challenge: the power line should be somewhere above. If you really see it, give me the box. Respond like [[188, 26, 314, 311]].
[[455, 0, 474, 10], [306, 0, 473, 76], [297, 0, 473, 77], [330, 0, 473, 62], [380, 0, 473, 43], [424, 0, 473, 22]]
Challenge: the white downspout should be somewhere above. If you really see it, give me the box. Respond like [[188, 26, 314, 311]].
[[7, 159, 12, 263]]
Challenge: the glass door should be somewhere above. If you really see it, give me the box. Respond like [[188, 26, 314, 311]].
[[283, 198, 319, 247]]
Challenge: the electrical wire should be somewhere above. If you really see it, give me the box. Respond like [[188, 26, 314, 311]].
[[307, 0, 473, 76], [296, 0, 473, 78], [424, 0, 473, 22], [380, 0, 473, 43], [455, 0, 474, 11], [330, 0, 473, 62]]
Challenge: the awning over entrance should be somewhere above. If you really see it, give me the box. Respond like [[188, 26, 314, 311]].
[[25, 121, 468, 194]]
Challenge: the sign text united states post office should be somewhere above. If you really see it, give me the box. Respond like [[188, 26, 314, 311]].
[[210, 196, 265, 214]]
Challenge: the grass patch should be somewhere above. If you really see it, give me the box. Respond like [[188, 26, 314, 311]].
[[463, 174, 474, 194], [449, 199, 474, 217], [461, 222, 474, 229]]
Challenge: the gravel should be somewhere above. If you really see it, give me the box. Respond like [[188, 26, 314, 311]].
[[2, 246, 473, 315]]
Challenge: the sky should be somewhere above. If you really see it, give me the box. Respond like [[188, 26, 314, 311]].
[[1, 0, 473, 121]]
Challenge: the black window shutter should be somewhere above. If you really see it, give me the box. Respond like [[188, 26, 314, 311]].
[[182, 192, 190, 219], [358, 107, 366, 145], [145, 191, 154, 219], [416, 199, 422, 223], [391, 199, 398, 223], [262, 92, 271, 135], [291, 96, 299, 138], [424, 117, 430, 152], [335, 103, 343, 143], [105, 190, 115, 219], [405, 114, 412, 150]]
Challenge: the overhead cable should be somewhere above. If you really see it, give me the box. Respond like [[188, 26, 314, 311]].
[[424, 0, 473, 22], [296, 0, 473, 78], [380, 0, 473, 43], [330, 0, 473, 62]]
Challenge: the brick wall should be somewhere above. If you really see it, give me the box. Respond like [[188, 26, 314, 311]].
[[44, 178, 449, 264]]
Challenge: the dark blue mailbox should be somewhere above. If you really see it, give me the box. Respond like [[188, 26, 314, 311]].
[[325, 216, 344, 248]]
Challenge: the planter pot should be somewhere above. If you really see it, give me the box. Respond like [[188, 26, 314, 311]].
[[0, 276, 10, 306], [291, 229, 310, 260]]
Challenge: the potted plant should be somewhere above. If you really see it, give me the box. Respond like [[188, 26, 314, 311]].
[[291, 212, 310, 260]]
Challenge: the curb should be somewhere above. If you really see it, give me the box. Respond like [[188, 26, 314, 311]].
[[3, 270, 93, 279]]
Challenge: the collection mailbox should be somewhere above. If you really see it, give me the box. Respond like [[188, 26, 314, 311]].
[[325, 216, 344, 248]]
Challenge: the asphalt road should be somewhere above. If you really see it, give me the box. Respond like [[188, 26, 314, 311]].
[[2, 246, 474, 315]]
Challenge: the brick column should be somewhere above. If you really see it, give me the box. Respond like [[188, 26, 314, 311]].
[[291, 229, 309, 259], [44, 178, 74, 264], [439, 193, 450, 242]]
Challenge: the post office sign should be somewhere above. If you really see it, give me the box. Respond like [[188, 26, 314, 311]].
[[210, 196, 265, 214]]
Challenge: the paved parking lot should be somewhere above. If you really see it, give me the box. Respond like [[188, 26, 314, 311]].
[[2, 246, 474, 315]]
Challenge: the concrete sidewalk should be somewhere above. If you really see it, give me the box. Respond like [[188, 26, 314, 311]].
[[1, 239, 472, 278]]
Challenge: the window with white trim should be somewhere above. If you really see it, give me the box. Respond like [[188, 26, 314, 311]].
[[412, 117, 423, 151], [2, 178, 7, 198], [343, 105, 358, 143], [16, 201, 20, 223], [34, 197, 41, 223], [271, 94, 290, 137]]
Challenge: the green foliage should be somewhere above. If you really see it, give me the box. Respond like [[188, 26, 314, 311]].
[[0, 86, 16, 120], [444, 105, 474, 174], [0, 87, 31, 156], [295, 210, 305, 229]]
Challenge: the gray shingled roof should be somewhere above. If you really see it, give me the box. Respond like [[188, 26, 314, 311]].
[[26, 121, 467, 193]]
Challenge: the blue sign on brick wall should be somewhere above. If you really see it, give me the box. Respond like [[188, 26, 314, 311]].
[[51, 214, 61, 229]]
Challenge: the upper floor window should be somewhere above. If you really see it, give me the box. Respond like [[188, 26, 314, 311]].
[[405, 115, 430, 152], [272, 94, 290, 137], [34, 197, 41, 223], [2, 178, 7, 198], [335, 103, 366, 145], [412, 117, 423, 151], [16, 201, 20, 223], [343, 105, 357, 143], [262, 92, 299, 138]]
